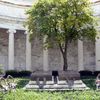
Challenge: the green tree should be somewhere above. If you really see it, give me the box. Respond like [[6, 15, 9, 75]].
[[25, 0, 97, 71]]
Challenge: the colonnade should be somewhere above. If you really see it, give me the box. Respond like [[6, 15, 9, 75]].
[[7, 29, 49, 71], [7, 28, 99, 71], [7, 29, 32, 70]]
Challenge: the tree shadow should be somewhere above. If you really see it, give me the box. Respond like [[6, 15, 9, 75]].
[[16, 78, 30, 89], [81, 76, 96, 90]]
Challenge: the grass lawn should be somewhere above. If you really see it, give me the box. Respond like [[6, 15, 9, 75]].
[[0, 76, 100, 100]]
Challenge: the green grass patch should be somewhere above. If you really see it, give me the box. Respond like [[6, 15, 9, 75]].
[[15, 78, 30, 89], [0, 77, 99, 100], [81, 76, 96, 90], [1, 90, 100, 100]]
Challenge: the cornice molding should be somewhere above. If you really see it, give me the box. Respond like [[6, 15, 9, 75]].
[[93, 0, 100, 5], [0, 2, 27, 19], [0, 15, 25, 22], [0, 16, 25, 30], [0, 0, 31, 8], [95, 0, 100, 3]]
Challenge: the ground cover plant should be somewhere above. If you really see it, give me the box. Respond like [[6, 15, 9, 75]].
[[1, 90, 100, 100], [81, 76, 96, 90], [0, 77, 100, 100]]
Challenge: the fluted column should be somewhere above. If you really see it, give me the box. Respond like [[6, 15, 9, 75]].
[[25, 31, 32, 71], [78, 40, 84, 71], [8, 29, 16, 70], [43, 35, 48, 71]]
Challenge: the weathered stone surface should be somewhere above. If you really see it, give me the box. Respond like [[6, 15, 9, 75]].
[[30, 70, 80, 83], [48, 47, 62, 71], [0, 31, 97, 72], [48, 41, 78, 71], [14, 32, 26, 70], [0, 31, 8, 70], [83, 39, 95, 71], [31, 38, 43, 71], [58, 71, 80, 80], [67, 41, 78, 71], [30, 71, 52, 81]]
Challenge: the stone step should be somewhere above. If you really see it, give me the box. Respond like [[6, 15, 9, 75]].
[[28, 80, 84, 85], [25, 84, 39, 89], [25, 84, 88, 89], [44, 84, 69, 89], [57, 80, 67, 85], [24, 80, 89, 91], [74, 80, 84, 85], [28, 81, 37, 85], [46, 81, 54, 85]]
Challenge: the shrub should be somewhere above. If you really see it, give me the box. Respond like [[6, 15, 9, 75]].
[[5, 70, 19, 78], [94, 71, 100, 77], [5, 70, 32, 78], [0, 64, 4, 74], [79, 70, 93, 76], [19, 70, 31, 77]]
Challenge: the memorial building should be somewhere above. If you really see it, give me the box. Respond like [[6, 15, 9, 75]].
[[0, 0, 100, 72]]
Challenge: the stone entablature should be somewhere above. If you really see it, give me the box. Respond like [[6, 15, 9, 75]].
[[0, 1, 27, 19], [0, 17, 25, 30], [1, 0, 32, 6], [92, 1, 100, 17], [0, 0, 29, 30]]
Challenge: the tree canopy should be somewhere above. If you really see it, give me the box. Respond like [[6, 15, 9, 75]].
[[25, 0, 98, 71]]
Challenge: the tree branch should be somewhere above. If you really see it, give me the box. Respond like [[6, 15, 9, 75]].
[[58, 43, 64, 55]]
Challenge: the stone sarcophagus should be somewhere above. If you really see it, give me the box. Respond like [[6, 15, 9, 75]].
[[24, 70, 89, 90], [30, 70, 80, 82]]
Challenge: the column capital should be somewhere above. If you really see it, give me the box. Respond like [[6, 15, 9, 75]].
[[24, 30, 30, 34], [7, 29, 16, 34]]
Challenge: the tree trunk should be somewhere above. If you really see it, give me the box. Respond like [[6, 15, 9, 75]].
[[63, 53, 68, 71], [58, 41, 68, 71]]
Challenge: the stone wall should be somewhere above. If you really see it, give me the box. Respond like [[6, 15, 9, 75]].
[[48, 46, 62, 71], [0, 31, 96, 71], [0, 31, 8, 70], [13, 36, 95, 71], [31, 38, 43, 71], [48, 40, 78, 71], [83, 39, 95, 71], [14, 31, 26, 70], [67, 41, 78, 71]]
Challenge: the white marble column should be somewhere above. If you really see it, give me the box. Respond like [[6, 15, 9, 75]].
[[8, 29, 16, 70], [78, 40, 84, 71], [43, 35, 48, 71], [25, 31, 32, 71], [96, 36, 100, 71]]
